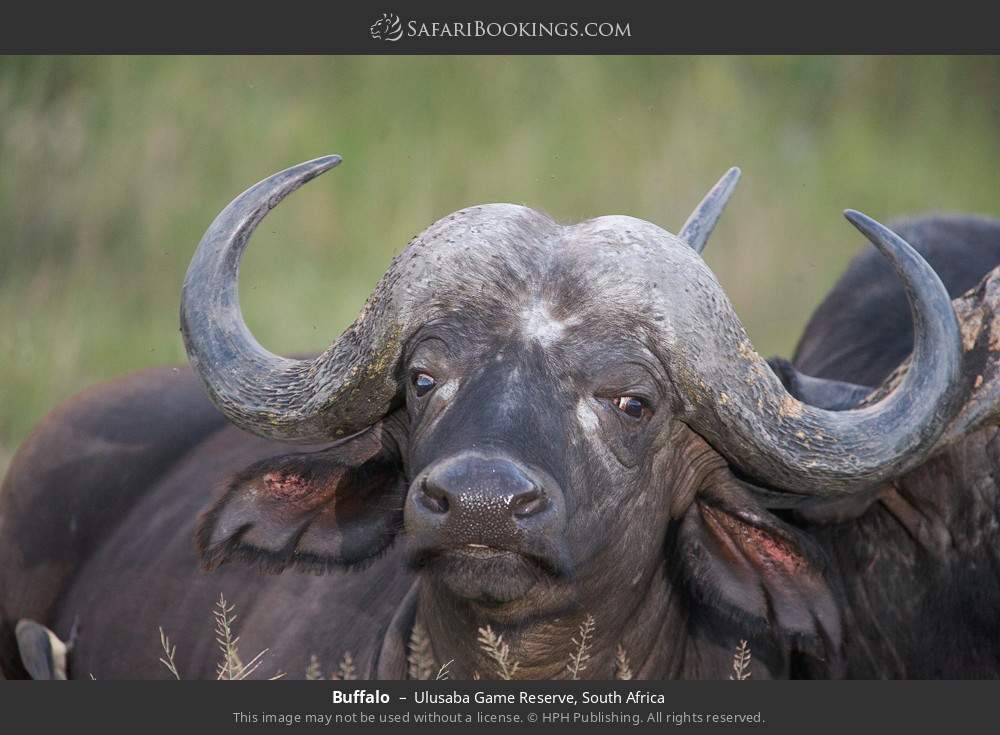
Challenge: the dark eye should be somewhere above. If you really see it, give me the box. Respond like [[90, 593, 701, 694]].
[[614, 396, 646, 419], [413, 372, 436, 397]]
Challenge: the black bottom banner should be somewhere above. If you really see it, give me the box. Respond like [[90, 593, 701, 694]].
[[0, 680, 990, 733]]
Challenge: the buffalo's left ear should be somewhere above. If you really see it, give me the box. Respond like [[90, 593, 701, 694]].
[[197, 420, 406, 573], [675, 475, 842, 647]]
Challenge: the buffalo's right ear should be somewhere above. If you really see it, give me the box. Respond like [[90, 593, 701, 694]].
[[675, 470, 842, 650], [196, 420, 406, 573]]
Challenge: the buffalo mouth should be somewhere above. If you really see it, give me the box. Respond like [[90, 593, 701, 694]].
[[408, 542, 568, 604], [451, 542, 526, 558]]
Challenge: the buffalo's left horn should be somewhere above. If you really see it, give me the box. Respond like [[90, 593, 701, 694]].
[[180, 156, 408, 443], [673, 210, 963, 495], [679, 167, 741, 254]]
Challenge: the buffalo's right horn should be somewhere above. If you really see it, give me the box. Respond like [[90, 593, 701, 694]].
[[180, 156, 406, 443]]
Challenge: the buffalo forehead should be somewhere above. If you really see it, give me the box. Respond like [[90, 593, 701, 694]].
[[391, 204, 697, 340], [392, 203, 558, 301]]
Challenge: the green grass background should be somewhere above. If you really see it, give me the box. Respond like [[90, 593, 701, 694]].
[[2, 56, 1000, 475]]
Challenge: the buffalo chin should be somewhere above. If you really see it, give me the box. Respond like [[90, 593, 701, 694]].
[[417, 547, 556, 605]]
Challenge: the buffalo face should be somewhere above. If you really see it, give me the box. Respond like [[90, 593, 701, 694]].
[[399, 272, 682, 609]]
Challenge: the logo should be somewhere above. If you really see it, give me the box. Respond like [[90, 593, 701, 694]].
[[370, 13, 403, 42]]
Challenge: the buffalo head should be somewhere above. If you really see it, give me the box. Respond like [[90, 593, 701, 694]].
[[185, 157, 963, 659]]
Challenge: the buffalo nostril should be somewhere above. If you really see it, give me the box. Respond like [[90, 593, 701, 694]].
[[510, 488, 548, 519], [420, 477, 450, 514]]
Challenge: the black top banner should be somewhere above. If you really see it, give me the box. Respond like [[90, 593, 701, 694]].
[[1, 2, 997, 53]]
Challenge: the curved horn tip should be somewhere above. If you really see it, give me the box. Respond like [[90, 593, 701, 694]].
[[843, 208, 872, 228], [679, 166, 742, 255], [842, 209, 907, 256], [302, 153, 342, 174], [273, 154, 342, 197], [274, 154, 342, 185], [711, 166, 742, 200], [842, 208, 887, 235], [312, 153, 342, 167]]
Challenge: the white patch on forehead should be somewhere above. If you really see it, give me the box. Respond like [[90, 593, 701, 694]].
[[520, 302, 566, 345]]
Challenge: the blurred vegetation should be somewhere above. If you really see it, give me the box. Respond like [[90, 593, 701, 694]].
[[2, 56, 1000, 474]]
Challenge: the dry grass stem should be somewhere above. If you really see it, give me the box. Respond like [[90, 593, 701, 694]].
[[214, 594, 243, 680], [158, 627, 180, 680], [614, 644, 634, 680], [407, 622, 437, 680], [436, 659, 454, 680], [476, 626, 520, 680], [566, 614, 596, 680], [208, 594, 280, 680], [331, 652, 357, 681], [729, 640, 752, 680]]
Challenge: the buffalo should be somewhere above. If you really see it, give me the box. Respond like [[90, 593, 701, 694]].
[[2, 156, 1000, 679]]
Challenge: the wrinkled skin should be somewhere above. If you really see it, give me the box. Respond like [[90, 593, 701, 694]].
[[2, 213, 1000, 679]]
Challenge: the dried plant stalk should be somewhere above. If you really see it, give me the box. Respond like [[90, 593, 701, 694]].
[[407, 622, 437, 680], [566, 615, 596, 680], [614, 644, 633, 680], [476, 626, 520, 680], [153, 594, 281, 680], [305, 654, 322, 681], [436, 659, 454, 680], [158, 627, 180, 680], [331, 651, 357, 681], [214, 594, 243, 680], [729, 639, 752, 680], [211, 593, 278, 680]]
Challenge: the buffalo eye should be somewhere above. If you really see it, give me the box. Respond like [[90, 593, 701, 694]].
[[413, 372, 437, 397], [614, 396, 647, 419]]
